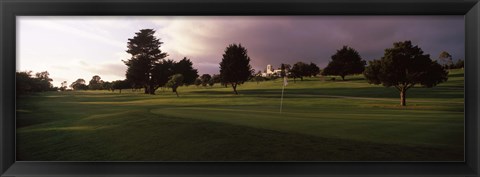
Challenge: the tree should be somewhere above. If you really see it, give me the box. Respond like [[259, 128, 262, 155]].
[[70, 78, 88, 90], [16, 71, 34, 94], [102, 81, 113, 91], [219, 43, 253, 94], [16, 71, 54, 94], [112, 80, 131, 93], [250, 69, 256, 80], [60, 81, 68, 91], [88, 75, 103, 90], [283, 64, 291, 72], [364, 41, 448, 106], [33, 71, 53, 92], [438, 51, 453, 69], [253, 75, 264, 84], [124, 29, 168, 95], [308, 62, 320, 77], [290, 62, 309, 82], [151, 59, 175, 92], [200, 74, 212, 87], [280, 64, 286, 77], [211, 74, 222, 83], [166, 74, 184, 97], [194, 78, 202, 87], [173, 57, 198, 85], [454, 59, 464, 69], [322, 46, 366, 80], [208, 80, 215, 87], [211, 74, 222, 86]]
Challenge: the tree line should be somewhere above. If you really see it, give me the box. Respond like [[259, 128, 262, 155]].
[[16, 71, 55, 94], [241, 41, 452, 106], [68, 77, 131, 93], [62, 29, 251, 96], [16, 28, 462, 106], [123, 29, 199, 95], [123, 30, 253, 95], [272, 42, 458, 106]]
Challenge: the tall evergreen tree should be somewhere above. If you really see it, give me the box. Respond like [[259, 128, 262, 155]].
[[219, 43, 253, 94], [124, 29, 167, 94]]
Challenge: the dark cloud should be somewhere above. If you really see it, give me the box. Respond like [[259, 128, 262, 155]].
[[164, 16, 464, 75]]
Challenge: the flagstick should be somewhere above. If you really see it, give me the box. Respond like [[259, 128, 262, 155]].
[[280, 78, 285, 113], [280, 84, 285, 113]]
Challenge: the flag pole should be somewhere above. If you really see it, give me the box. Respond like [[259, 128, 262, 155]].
[[280, 83, 285, 113], [280, 76, 287, 113]]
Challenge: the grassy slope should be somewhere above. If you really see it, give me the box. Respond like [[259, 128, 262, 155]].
[[16, 69, 464, 161]]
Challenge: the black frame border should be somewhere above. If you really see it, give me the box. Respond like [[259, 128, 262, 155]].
[[1, 0, 479, 176]]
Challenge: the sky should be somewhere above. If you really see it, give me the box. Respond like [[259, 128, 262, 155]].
[[17, 16, 464, 87]]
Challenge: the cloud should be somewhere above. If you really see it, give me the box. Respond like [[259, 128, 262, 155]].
[[148, 16, 464, 74], [19, 17, 126, 48], [78, 61, 127, 79]]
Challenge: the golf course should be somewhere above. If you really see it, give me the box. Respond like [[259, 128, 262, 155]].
[[16, 69, 464, 161]]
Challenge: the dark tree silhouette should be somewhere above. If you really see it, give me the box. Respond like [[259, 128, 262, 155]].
[[124, 29, 168, 94], [194, 78, 202, 87], [210, 74, 222, 86], [88, 75, 103, 90], [70, 78, 88, 90], [454, 59, 464, 69], [112, 80, 131, 93], [280, 64, 287, 77], [290, 62, 309, 82], [60, 81, 68, 91], [200, 74, 212, 87], [32, 71, 54, 92], [208, 80, 215, 87], [173, 57, 198, 85], [102, 81, 113, 91], [219, 43, 253, 94], [152, 59, 175, 92], [283, 64, 291, 72], [364, 41, 448, 106], [308, 62, 321, 77], [322, 46, 366, 80], [16, 71, 34, 94]]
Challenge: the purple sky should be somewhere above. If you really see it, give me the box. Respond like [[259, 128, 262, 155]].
[[18, 16, 464, 87]]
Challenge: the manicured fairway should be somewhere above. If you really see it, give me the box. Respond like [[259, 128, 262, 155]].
[[16, 69, 464, 161]]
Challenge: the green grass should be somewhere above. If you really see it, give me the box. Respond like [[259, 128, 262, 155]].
[[16, 69, 464, 161]]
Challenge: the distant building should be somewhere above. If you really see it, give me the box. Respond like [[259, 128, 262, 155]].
[[261, 64, 283, 77]]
